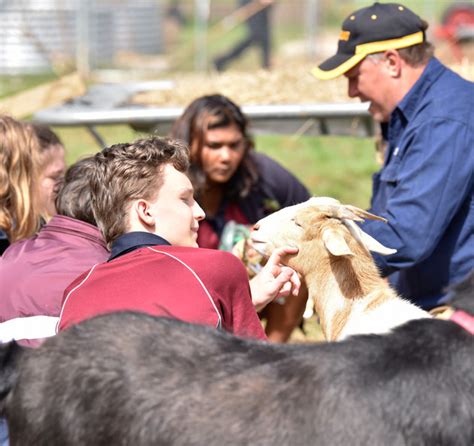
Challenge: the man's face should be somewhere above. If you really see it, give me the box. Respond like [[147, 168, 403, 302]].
[[198, 124, 246, 184], [39, 144, 66, 218], [344, 57, 392, 122], [147, 164, 205, 247]]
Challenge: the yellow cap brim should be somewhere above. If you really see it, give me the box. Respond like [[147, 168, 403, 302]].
[[311, 53, 366, 80], [312, 31, 424, 80]]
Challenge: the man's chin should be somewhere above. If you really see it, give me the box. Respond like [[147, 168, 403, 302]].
[[367, 103, 390, 123], [368, 108, 384, 123]]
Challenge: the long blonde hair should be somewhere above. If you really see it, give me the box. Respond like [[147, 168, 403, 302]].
[[0, 116, 43, 242]]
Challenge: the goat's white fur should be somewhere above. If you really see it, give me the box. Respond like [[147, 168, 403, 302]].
[[251, 197, 430, 341], [338, 294, 429, 340]]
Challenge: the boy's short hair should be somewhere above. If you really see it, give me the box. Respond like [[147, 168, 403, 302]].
[[91, 137, 190, 246], [55, 156, 97, 226]]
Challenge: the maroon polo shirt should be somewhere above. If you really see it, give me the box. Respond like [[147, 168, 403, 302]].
[[57, 232, 266, 340]]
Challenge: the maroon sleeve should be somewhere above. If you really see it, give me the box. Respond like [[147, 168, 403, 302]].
[[57, 269, 93, 332]]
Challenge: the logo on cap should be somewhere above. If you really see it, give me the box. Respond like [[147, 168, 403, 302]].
[[339, 30, 351, 41]]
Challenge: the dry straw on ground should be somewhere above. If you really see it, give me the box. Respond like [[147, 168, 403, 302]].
[[131, 65, 351, 107], [131, 62, 473, 108]]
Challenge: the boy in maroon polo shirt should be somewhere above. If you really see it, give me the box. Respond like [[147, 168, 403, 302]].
[[57, 137, 300, 339]]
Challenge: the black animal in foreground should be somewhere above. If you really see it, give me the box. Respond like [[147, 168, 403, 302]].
[[0, 311, 473, 446]]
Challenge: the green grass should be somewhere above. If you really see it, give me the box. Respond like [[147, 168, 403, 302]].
[[256, 134, 377, 209], [0, 74, 58, 99], [52, 125, 140, 165]]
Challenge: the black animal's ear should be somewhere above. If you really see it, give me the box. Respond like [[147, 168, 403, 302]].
[[0, 342, 23, 413]]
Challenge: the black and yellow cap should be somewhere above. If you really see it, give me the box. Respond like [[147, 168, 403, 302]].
[[312, 2, 426, 80]]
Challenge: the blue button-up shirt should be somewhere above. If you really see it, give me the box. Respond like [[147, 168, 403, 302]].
[[361, 58, 474, 309]]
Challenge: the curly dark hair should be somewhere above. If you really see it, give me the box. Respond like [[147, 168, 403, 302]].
[[170, 94, 259, 201]]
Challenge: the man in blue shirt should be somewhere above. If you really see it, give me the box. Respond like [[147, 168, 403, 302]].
[[312, 2, 473, 309]]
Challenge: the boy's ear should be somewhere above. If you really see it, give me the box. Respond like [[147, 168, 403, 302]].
[[135, 199, 155, 227]]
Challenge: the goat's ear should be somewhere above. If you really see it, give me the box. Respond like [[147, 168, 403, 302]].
[[322, 228, 354, 257]]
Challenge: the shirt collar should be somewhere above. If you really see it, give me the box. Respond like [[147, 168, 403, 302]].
[[396, 57, 444, 122], [43, 215, 107, 249], [109, 231, 171, 261]]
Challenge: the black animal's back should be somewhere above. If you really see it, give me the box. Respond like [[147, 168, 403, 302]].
[[2, 312, 474, 446]]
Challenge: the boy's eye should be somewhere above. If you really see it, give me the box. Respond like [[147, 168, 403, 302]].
[[181, 196, 193, 204]]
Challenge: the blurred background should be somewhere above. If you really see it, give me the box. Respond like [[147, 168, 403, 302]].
[[0, 0, 472, 77], [0, 0, 473, 209]]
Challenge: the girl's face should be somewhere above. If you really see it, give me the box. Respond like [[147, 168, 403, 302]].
[[198, 124, 246, 184], [39, 144, 66, 218]]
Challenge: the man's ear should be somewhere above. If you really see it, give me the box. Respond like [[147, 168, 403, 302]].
[[134, 199, 155, 228], [383, 49, 402, 78]]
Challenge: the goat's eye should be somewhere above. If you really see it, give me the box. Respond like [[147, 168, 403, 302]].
[[292, 218, 302, 228]]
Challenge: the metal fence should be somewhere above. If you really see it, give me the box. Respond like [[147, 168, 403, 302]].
[[0, 0, 163, 75]]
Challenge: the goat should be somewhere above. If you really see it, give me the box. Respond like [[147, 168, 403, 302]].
[[0, 311, 473, 446], [250, 197, 430, 340]]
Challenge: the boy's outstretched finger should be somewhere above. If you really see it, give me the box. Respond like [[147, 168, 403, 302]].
[[278, 266, 300, 296], [267, 246, 298, 266]]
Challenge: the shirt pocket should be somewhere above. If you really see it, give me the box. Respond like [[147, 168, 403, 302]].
[[377, 158, 401, 204], [380, 158, 401, 185]]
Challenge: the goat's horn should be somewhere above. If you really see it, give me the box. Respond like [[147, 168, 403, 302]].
[[312, 201, 388, 224], [343, 219, 397, 256], [323, 205, 365, 222], [344, 205, 388, 223]]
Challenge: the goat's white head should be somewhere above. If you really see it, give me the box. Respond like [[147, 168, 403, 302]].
[[251, 197, 396, 260]]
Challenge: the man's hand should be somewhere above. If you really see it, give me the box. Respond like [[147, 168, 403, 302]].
[[249, 246, 300, 312]]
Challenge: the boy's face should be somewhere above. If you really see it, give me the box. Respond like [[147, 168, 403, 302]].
[[148, 164, 205, 247]]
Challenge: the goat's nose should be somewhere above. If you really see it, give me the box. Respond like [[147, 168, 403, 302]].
[[252, 223, 260, 231]]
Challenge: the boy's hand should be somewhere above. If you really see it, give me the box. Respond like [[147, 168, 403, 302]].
[[249, 246, 300, 311]]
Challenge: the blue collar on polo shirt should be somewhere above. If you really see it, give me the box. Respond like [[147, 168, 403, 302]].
[[109, 231, 171, 261]]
